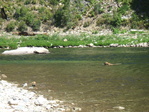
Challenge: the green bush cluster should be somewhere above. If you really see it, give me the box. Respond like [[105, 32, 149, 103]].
[[13, 6, 41, 31], [5, 21, 16, 32], [17, 21, 27, 32], [1, 0, 149, 32]]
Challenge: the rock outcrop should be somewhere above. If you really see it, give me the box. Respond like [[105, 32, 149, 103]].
[[2, 47, 50, 55]]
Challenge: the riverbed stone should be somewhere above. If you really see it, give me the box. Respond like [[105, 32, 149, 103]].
[[0, 80, 76, 112], [8, 99, 19, 105], [110, 43, 119, 47], [2, 47, 50, 55]]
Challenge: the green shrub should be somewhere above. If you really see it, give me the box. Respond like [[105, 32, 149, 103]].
[[54, 8, 70, 27], [111, 13, 122, 27], [24, 12, 35, 26], [17, 21, 27, 32], [93, 3, 103, 15], [49, 0, 59, 5], [83, 21, 90, 27], [118, 3, 130, 15], [31, 19, 41, 31], [14, 6, 28, 19], [85, 0, 96, 4], [39, 8, 52, 22], [24, 0, 31, 4], [5, 21, 15, 32]]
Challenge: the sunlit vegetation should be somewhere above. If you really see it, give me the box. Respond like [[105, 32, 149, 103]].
[[0, 0, 148, 32]]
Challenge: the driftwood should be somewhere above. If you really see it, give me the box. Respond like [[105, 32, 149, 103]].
[[12, 31, 48, 36]]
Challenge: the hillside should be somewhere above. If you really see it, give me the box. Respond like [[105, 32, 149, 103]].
[[0, 0, 149, 34]]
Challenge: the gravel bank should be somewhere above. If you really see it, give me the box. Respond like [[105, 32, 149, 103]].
[[0, 80, 81, 112]]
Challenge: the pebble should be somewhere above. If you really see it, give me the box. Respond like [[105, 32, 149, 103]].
[[0, 80, 81, 112]]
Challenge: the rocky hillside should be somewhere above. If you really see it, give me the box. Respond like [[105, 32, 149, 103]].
[[0, 0, 149, 33]]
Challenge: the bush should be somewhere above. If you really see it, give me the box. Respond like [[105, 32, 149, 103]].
[[83, 21, 90, 27], [96, 14, 113, 26], [24, 0, 31, 4], [24, 0, 37, 4], [24, 12, 41, 31], [111, 13, 122, 27], [5, 21, 15, 32], [93, 3, 103, 15], [49, 0, 60, 5], [31, 19, 41, 31], [17, 21, 27, 32], [39, 7, 52, 22], [85, 0, 96, 4], [14, 6, 28, 20], [54, 8, 70, 27], [24, 12, 35, 26], [118, 3, 130, 15]]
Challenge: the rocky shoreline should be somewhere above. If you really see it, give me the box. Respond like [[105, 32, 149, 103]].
[[52, 42, 149, 48], [0, 80, 81, 112]]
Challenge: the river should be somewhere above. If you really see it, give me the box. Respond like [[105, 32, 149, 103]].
[[0, 47, 149, 112]]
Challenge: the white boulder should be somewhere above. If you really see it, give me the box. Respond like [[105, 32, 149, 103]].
[[2, 47, 50, 55]]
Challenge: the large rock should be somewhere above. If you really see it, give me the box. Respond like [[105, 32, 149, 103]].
[[2, 47, 50, 55]]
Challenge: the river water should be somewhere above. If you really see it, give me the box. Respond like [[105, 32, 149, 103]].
[[0, 47, 149, 112]]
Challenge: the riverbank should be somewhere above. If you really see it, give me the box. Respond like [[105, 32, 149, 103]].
[[0, 80, 81, 112], [0, 30, 149, 49]]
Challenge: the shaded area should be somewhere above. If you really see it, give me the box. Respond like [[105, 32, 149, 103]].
[[131, 0, 149, 17], [131, 0, 149, 29], [0, 8, 7, 20]]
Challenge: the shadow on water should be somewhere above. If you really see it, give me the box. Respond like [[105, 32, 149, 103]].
[[0, 47, 149, 112]]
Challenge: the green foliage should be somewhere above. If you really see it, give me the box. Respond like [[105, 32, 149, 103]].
[[49, 0, 60, 5], [38, 7, 53, 22], [17, 21, 27, 32], [118, 3, 130, 15], [14, 6, 28, 20], [24, 0, 37, 4], [111, 13, 122, 27], [53, 0, 79, 29], [85, 0, 96, 4], [112, 28, 127, 34], [96, 15, 112, 27], [83, 22, 90, 27], [1, 0, 149, 32], [54, 7, 70, 27], [24, 0, 31, 4], [93, 3, 103, 15], [5, 21, 15, 32], [22, 12, 41, 31], [0, 37, 18, 48], [24, 12, 35, 26], [1, 32, 149, 48], [31, 19, 41, 31]]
